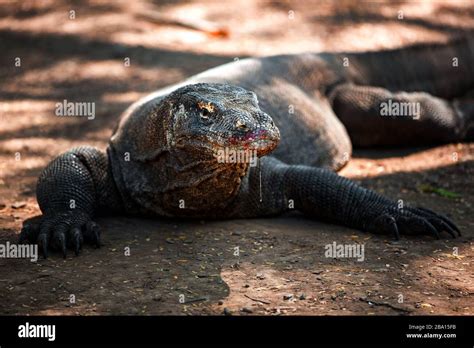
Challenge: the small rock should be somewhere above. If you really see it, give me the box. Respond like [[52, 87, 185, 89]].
[[218, 300, 224, 305], [299, 293, 306, 300], [283, 294, 293, 300], [129, 307, 139, 314], [243, 284, 250, 288], [241, 307, 253, 314], [223, 307, 232, 316], [0, 203, 6, 210]]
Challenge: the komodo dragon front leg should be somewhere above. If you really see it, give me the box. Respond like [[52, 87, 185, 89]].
[[229, 156, 460, 239], [19, 146, 123, 258]]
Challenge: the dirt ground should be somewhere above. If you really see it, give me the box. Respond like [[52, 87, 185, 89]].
[[0, 0, 473, 316]]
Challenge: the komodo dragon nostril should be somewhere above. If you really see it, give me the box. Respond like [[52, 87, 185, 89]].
[[236, 120, 249, 131]]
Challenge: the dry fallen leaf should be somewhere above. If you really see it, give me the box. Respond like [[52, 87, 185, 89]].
[[440, 253, 465, 259]]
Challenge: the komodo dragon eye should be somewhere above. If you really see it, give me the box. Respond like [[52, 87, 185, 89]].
[[197, 101, 215, 120]]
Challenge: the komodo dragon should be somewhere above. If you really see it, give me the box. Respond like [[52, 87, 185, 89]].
[[20, 38, 473, 257]]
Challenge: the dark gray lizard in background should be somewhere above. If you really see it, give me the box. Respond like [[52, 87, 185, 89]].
[[20, 37, 473, 257]]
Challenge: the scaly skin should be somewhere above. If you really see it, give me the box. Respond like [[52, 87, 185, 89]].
[[20, 38, 473, 257]]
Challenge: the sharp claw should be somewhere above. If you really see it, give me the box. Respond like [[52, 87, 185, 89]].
[[392, 223, 400, 241], [368, 214, 400, 239], [385, 215, 399, 240], [89, 222, 101, 248], [416, 207, 461, 236], [59, 234, 67, 259], [423, 217, 456, 239], [434, 214, 460, 235], [95, 228, 101, 248], [52, 228, 68, 259], [423, 220, 440, 239], [72, 228, 82, 256], [429, 215, 458, 238], [38, 234, 48, 259], [440, 221, 457, 239]]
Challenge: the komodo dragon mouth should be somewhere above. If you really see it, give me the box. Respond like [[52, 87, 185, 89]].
[[175, 125, 280, 160], [226, 127, 280, 155]]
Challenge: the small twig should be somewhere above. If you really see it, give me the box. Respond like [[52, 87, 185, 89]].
[[184, 296, 208, 304], [244, 294, 270, 305], [359, 297, 412, 313], [136, 12, 229, 37]]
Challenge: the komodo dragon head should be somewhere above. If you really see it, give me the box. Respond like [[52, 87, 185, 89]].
[[164, 83, 280, 159]]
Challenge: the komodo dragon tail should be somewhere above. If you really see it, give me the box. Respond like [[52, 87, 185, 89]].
[[343, 36, 474, 99], [324, 36, 474, 146]]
